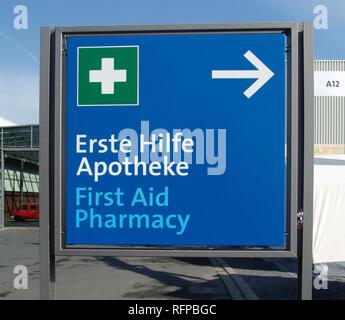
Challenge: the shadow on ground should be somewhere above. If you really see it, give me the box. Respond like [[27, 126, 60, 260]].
[[98, 257, 230, 300]]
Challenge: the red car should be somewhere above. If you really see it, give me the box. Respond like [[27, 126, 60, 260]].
[[10, 203, 39, 221]]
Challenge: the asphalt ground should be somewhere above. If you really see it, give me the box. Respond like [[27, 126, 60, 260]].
[[0, 225, 344, 300]]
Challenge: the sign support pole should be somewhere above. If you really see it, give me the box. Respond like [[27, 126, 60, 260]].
[[297, 22, 314, 300], [39, 27, 56, 300], [301, 22, 314, 300]]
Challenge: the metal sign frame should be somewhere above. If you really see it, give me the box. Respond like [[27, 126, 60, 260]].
[[40, 23, 313, 299]]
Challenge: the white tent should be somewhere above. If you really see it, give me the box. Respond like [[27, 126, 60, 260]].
[[314, 155, 345, 264], [0, 116, 16, 127]]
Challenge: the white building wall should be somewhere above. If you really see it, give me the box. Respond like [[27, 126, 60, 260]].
[[314, 60, 345, 154]]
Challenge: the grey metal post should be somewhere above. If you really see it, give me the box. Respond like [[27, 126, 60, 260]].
[[298, 22, 314, 300], [39, 27, 56, 300], [20, 159, 24, 208], [30, 125, 33, 149]]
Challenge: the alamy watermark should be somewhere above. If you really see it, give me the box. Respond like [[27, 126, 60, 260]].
[[13, 265, 28, 290], [13, 5, 29, 30], [313, 4, 328, 30], [313, 264, 328, 290]]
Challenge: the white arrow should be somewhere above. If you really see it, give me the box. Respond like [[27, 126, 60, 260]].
[[212, 50, 275, 98]]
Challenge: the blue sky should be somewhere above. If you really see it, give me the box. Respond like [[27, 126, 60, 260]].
[[0, 0, 344, 124]]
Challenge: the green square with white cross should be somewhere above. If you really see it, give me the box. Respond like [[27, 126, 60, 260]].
[[77, 46, 139, 106]]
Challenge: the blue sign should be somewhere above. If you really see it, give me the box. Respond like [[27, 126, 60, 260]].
[[65, 33, 286, 247]]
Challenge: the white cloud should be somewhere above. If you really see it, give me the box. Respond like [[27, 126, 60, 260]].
[[0, 71, 38, 124]]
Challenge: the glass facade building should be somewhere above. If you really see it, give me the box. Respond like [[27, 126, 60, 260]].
[[0, 125, 39, 227]]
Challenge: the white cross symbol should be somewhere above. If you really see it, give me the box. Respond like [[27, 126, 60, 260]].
[[89, 58, 127, 94]]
